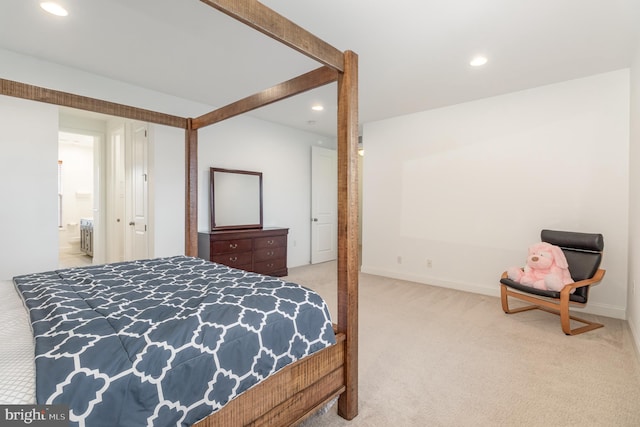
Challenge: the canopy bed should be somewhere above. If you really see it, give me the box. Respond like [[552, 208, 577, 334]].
[[0, 0, 359, 425]]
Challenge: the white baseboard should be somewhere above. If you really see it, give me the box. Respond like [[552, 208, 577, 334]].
[[360, 266, 626, 320]]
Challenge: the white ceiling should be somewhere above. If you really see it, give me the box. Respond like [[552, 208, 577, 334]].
[[1, 0, 639, 137]]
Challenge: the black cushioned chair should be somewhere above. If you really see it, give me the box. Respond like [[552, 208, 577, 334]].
[[500, 229, 605, 335]]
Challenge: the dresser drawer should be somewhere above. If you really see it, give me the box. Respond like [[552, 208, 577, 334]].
[[198, 228, 288, 277], [254, 258, 287, 275], [211, 239, 252, 254], [211, 251, 252, 269], [254, 235, 286, 249], [254, 246, 286, 262]]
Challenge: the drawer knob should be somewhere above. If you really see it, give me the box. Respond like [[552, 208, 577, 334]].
[[267, 240, 274, 245], [229, 256, 237, 262], [267, 251, 274, 257], [229, 243, 238, 249]]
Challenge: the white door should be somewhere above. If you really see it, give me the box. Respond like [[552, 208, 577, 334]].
[[106, 126, 126, 263], [127, 123, 149, 260], [311, 146, 337, 263]]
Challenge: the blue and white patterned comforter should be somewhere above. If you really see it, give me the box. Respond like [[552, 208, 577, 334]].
[[13, 256, 336, 427]]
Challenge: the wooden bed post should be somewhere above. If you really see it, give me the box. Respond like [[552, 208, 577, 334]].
[[337, 49, 359, 420], [185, 118, 198, 257]]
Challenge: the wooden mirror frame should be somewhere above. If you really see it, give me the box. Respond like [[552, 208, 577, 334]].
[[210, 167, 263, 230]]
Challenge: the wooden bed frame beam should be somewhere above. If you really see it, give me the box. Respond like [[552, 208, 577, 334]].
[[188, 64, 337, 255], [192, 66, 338, 129], [195, 333, 346, 426], [200, 0, 345, 72], [0, 78, 188, 129]]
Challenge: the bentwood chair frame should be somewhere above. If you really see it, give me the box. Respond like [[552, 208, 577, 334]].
[[500, 229, 605, 335]]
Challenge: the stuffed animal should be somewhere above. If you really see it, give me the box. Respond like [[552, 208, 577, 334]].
[[507, 242, 574, 291]]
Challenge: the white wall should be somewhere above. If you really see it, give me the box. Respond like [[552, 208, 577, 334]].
[[362, 70, 630, 319], [0, 96, 59, 279], [198, 115, 335, 268], [627, 38, 640, 345], [149, 124, 186, 257]]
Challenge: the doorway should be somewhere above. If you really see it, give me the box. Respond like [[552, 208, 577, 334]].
[[57, 131, 97, 268], [57, 110, 150, 268]]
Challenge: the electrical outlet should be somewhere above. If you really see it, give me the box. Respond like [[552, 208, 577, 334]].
[[426, 259, 432, 268], [397, 256, 402, 264]]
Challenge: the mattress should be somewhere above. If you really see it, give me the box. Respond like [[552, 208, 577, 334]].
[[0, 279, 36, 404], [13, 256, 336, 426]]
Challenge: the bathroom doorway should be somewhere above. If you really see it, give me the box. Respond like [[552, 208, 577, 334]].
[[57, 130, 98, 268], [57, 108, 151, 269]]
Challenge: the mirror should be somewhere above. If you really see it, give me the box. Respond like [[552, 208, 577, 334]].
[[210, 167, 263, 230]]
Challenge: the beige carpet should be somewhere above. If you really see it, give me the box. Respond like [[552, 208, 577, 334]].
[[286, 261, 640, 427]]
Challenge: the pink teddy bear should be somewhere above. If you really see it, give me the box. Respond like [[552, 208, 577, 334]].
[[507, 242, 574, 291]]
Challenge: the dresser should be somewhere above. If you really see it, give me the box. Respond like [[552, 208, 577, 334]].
[[198, 227, 288, 277]]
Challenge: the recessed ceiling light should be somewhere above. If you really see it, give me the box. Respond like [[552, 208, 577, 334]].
[[40, 2, 68, 17], [470, 56, 488, 67], [311, 105, 324, 111]]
